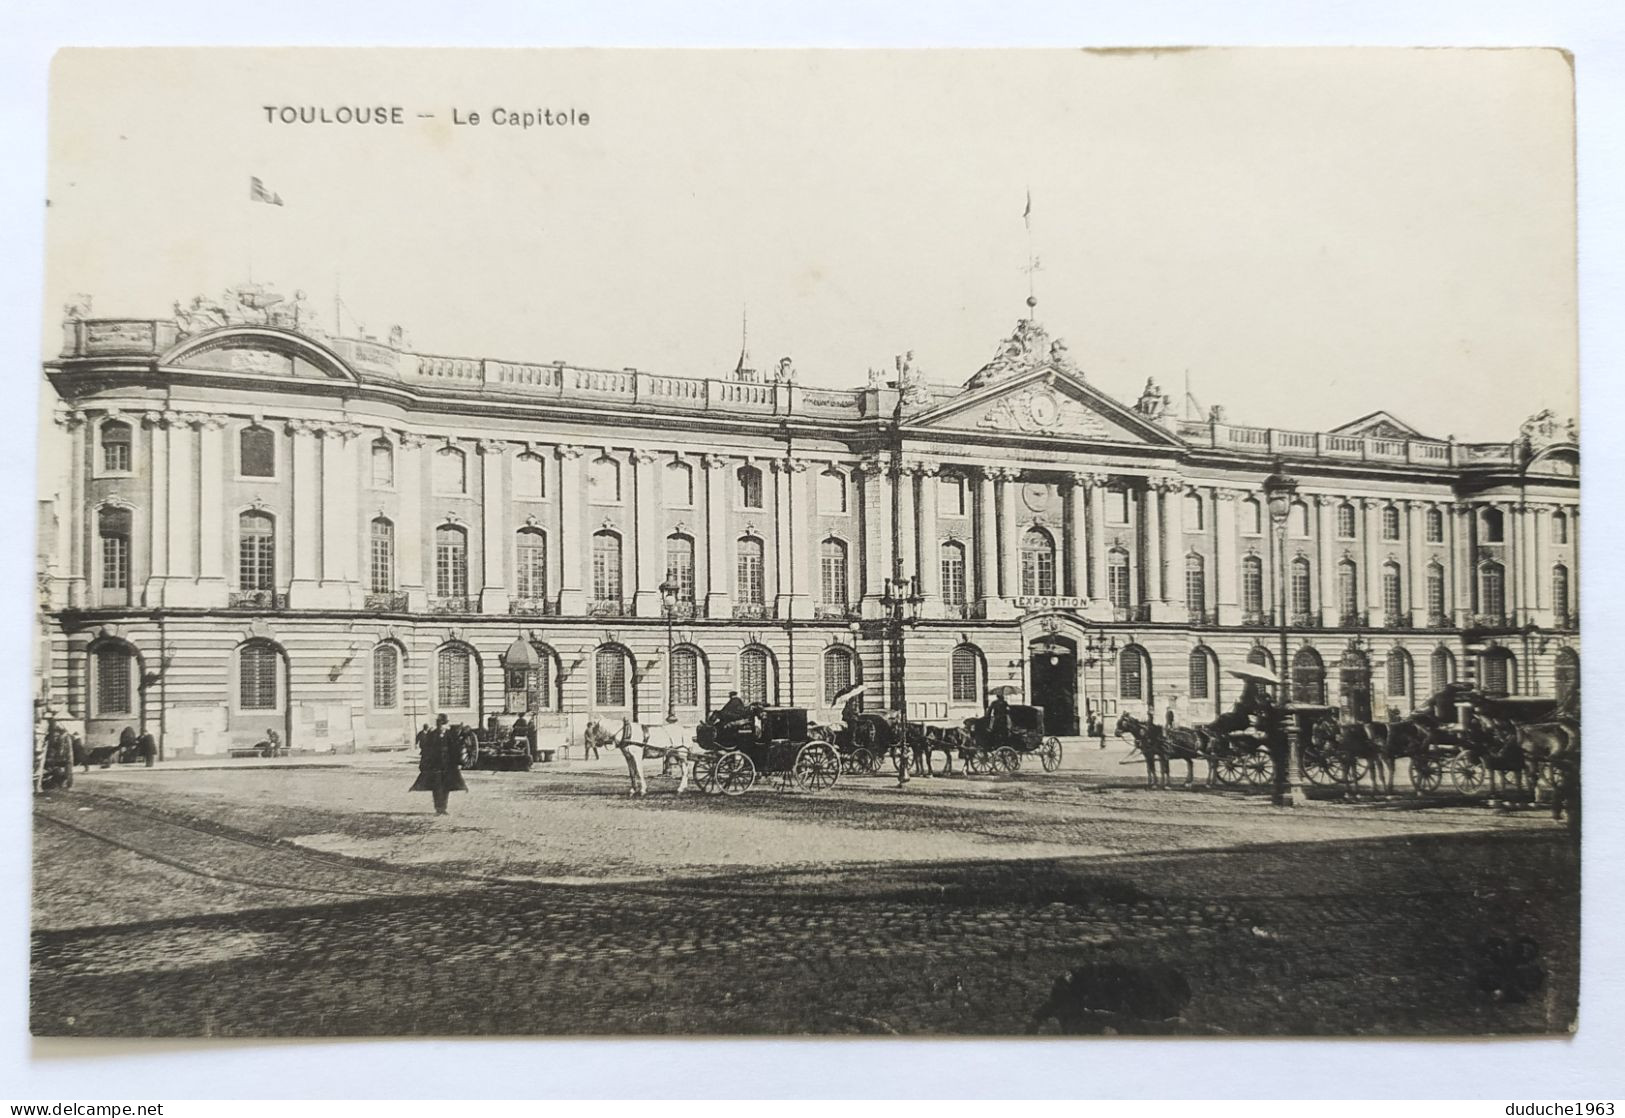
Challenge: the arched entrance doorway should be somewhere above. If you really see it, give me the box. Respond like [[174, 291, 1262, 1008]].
[[1029, 633, 1078, 735], [1338, 647, 1373, 722]]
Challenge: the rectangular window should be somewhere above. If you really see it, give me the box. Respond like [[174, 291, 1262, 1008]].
[[1107, 489, 1130, 524], [438, 651, 471, 709], [240, 649, 278, 710], [737, 543, 764, 604], [102, 533, 129, 590], [951, 652, 978, 703], [517, 537, 548, 600], [593, 537, 622, 602], [373, 649, 398, 709], [667, 540, 695, 602], [1022, 548, 1055, 597], [941, 548, 967, 605], [596, 652, 627, 707], [1290, 564, 1312, 616], [1428, 571, 1446, 619], [436, 533, 467, 598], [1383, 572, 1403, 619], [102, 426, 132, 472], [1242, 562, 1264, 614], [239, 523, 275, 591], [672, 652, 698, 708], [1108, 557, 1130, 610], [821, 549, 848, 605], [95, 652, 131, 716], [370, 524, 394, 593]]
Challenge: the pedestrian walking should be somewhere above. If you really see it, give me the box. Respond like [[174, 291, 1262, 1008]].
[[410, 713, 468, 815], [582, 719, 602, 760], [70, 732, 88, 773], [616, 717, 647, 797]]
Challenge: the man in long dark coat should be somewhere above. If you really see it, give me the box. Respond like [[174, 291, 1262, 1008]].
[[410, 713, 468, 815]]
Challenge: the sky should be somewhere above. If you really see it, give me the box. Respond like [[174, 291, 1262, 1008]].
[[41, 47, 1577, 441]]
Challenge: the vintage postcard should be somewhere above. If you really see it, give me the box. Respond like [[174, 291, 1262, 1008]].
[[30, 47, 1579, 1037]]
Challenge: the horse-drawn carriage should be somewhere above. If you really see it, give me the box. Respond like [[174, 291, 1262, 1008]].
[[957, 702, 1064, 776], [1404, 689, 1577, 802], [456, 721, 535, 772], [691, 706, 842, 795]]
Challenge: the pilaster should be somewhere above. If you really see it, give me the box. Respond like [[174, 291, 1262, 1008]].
[[478, 439, 510, 613], [1214, 488, 1241, 626], [859, 455, 893, 619], [917, 463, 942, 618], [1151, 476, 1185, 621], [631, 449, 664, 616], [397, 433, 428, 610], [975, 467, 1001, 617], [1315, 495, 1337, 627], [702, 453, 733, 618], [1085, 473, 1110, 617], [558, 445, 588, 615]]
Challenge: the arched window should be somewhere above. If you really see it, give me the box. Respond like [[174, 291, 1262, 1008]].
[[1242, 555, 1264, 615], [515, 528, 547, 601], [1185, 492, 1205, 531], [1118, 646, 1147, 700], [1427, 561, 1446, 622], [1020, 527, 1056, 597], [589, 455, 622, 503], [99, 507, 131, 595], [739, 645, 774, 705], [823, 646, 857, 705], [1185, 553, 1206, 615], [437, 644, 475, 710], [1480, 506, 1505, 544], [1289, 500, 1310, 538], [434, 446, 467, 495], [101, 420, 132, 473], [435, 525, 468, 599], [239, 511, 276, 592], [239, 641, 280, 710], [1552, 564, 1570, 625], [1386, 648, 1412, 704], [594, 646, 629, 707], [737, 536, 765, 604], [1425, 507, 1444, 543], [371, 438, 395, 488], [1336, 503, 1357, 539], [1479, 561, 1506, 619], [1107, 548, 1130, 610], [1479, 648, 1514, 696], [950, 644, 983, 704], [1338, 560, 1359, 624], [820, 537, 848, 606], [818, 468, 847, 513], [666, 534, 696, 605], [664, 460, 693, 506], [940, 474, 967, 517], [1431, 647, 1456, 691], [372, 644, 400, 709], [1554, 648, 1579, 707], [1188, 646, 1215, 700], [369, 518, 394, 593], [671, 645, 702, 710], [93, 644, 134, 717], [1242, 497, 1263, 535], [1381, 505, 1401, 541], [513, 452, 545, 499], [1382, 561, 1403, 622], [737, 464, 764, 509], [1551, 510, 1569, 545], [1247, 645, 1276, 674], [1290, 556, 1313, 617], [1292, 646, 1326, 704], [592, 531, 623, 604], [940, 541, 968, 607], [239, 425, 275, 478]]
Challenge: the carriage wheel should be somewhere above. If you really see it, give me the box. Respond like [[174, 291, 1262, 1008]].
[[716, 751, 756, 796], [461, 735, 480, 769], [792, 742, 841, 793], [1213, 753, 1248, 787], [967, 751, 990, 776], [1449, 754, 1487, 793], [692, 751, 722, 794], [1339, 757, 1371, 785], [1039, 736, 1063, 773], [1243, 753, 1273, 786], [1408, 756, 1442, 793], [993, 746, 1019, 774], [851, 747, 877, 776]]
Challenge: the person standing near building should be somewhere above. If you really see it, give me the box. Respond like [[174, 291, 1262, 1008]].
[[410, 713, 467, 815], [137, 728, 157, 767]]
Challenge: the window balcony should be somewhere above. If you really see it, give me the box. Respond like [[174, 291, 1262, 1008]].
[[1554, 612, 1574, 630], [365, 591, 409, 612], [1382, 612, 1412, 629], [664, 601, 698, 621], [1338, 610, 1365, 628], [1426, 612, 1453, 630], [510, 597, 559, 616], [1241, 610, 1274, 628], [1289, 612, 1320, 628], [587, 598, 628, 618], [940, 601, 971, 620], [814, 602, 860, 620], [430, 595, 472, 614], [1470, 612, 1510, 630], [229, 590, 287, 610], [1187, 607, 1215, 625], [732, 602, 771, 621]]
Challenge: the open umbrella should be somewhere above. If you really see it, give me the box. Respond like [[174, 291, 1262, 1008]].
[[1227, 663, 1280, 686], [831, 682, 868, 706], [987, 684, 1022, 697]]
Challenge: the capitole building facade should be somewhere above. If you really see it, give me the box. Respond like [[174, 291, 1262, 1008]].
[[37, 286, 1581, 755]]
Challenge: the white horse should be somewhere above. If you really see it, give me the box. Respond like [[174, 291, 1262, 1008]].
[[615, 720, 692, 797]]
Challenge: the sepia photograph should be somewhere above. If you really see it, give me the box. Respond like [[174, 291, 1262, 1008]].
[[26, 46, 1582, 1044]]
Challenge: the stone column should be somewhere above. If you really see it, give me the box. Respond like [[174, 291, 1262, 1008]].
[[859, 455, 892, 619], [788, 458, 812, 611], [478, 439, 510, 613], [167, 415, 197, 584], [397, 434, 427, 610], [57, 410, 88, 608], [1214, 488, 1240, 625], [1451, 501, 1473, 625], [286, 420, 321, 605], [1141, 481, 1161, 613], [142, 413, 168, 606], [1153, 477, 1185, 621], [992, 467, 1021, 615], [917, 463, 942, 618], [557, 445, 588, 615], [976, 467, 999, 614], [1515, 502, 1535, 625], [1086, 473, 1110, 617], [1532, 505, 1551, 624], [771, 458, 794, 619], [1066, 474, 1089, 600], [1315, 495, 1337, 626], [1361, 498, 1382, 625], [702, 452, 732, 619], [1406, 500, 1427, 628], [631, 449, 663, 616], [896, 462, 920, 591]]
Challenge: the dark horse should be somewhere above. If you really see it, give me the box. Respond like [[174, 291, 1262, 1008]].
[[1115, 712, 1211, 788], [847, 711, 943, 778], [1312, 717, 1433, 797]]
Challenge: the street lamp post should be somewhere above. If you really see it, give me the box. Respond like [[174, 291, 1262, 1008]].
[[1083, 628, 1119, 749], [659, 571, 680, 724], [1262, 458, 1302, 805], [880, 574, 925, 786]]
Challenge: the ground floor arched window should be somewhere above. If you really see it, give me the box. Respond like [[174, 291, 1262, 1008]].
[[739, 645, 775, 705], [1292, 646, 1326, 705], [823, 646, 856, 705], [950, 644, 983, 704]]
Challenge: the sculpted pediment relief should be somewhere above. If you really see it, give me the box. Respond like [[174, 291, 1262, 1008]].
[[175, 346, 297, 376], [921, 377, 1166, 445]]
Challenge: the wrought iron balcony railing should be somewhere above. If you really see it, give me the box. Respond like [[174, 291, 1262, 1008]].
[[430, 595, 471, 614], [587, 598, 628, 617], [1383, 612, 1412, 629], [510, 597, 559, 616], [664, 601, 698, 621], [1241, 610, 1274, 628], [1187, 607, 1215, 625], [732, 602, 771, 620], [1289, 612, 1319, 628], [364, 591, 409, 612], [814, 602, 860, 620], [1426, 612, 1453, 630], [229, 590, 287, 610], [940, 600, 971, 619], [1338, 611, 1365, 628]]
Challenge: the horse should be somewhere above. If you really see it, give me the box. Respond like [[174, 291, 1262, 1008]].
[[906, 721, 960, 776], [1115, 712, 1209, 788], [1510, 718, 1580, 821], [1310, 719, 1395, 798], [847, 711, 936, 779], [617, 721, 693, 797]]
